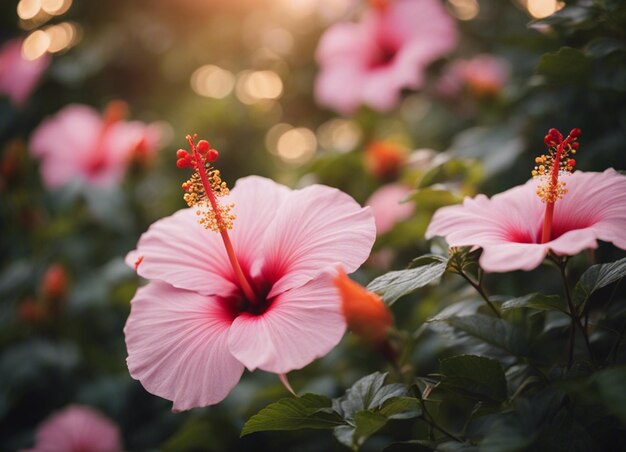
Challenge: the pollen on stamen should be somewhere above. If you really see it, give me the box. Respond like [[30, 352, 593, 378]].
[[532, 128, 580, 204], [178, 135, 236, 232]]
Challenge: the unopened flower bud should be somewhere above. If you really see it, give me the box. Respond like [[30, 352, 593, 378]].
[[196, 140, 210, 154], [42, 264, 68, 301], [334, 269, 393, 346]]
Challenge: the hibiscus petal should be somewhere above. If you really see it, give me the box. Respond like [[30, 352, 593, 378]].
[[554, 169, 626, 250], [32, 405, 122, 452], [126, 208, 237, 295], [127, 176, 291, 295], [262, 184, 375, 297], [124, 282, 244, 411], [479, 243, 549, 273], [228, 176, 291, 270], [227, 272, 346, 373]]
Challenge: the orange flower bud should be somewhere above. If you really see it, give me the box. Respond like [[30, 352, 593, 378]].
[[364, 141, 407, 180], [334, 269, 393, 346]]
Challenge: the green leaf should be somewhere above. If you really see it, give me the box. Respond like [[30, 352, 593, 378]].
[[379, 397, 422, 419], [367, 255, 448, 305], [241, 394, 344, 436], [573, 257, 626, 307], [537, 47, 591, 84], [582, 367, 626, 424], [416, 158, 482, 189], [430, 314, 529, 358], [439, 355, 507, 404], [501, 293, 567, 314], [353, 410, 388, 444], [332, 372, 418, 449]]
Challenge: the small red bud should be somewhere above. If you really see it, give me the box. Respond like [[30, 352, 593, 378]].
[[544, 135, 554, 146], [206, 149, 219, 162], [548, 128, 562, 139], [568, 159, 576, 167], [18, 298, 46, 323], [569, 128, 581, 138], [42, 265, 68, 301], [197, 140, 210, 154], [176, 158, 191, 168], [570, 142, 579, 150], [176, 149, 189, 159]]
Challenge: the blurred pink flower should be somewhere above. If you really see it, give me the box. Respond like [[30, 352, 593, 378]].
[[366, 183, 414, 235], [315, 0, 457, 115], [437, 54, 509, 99], [29, 102, 161, 189], [0, 39, 50, 107], [125, 174, 375, 411], [426, 169, 626, 272], [26, 405, 122, 452]]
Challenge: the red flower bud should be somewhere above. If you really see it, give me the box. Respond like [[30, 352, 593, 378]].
[[18, 298, 46, 323], [176, 158, 191, 168], [42, 264, 68, 301], [196, 140, 210, 154], [206, 149, 219, 162], [569, 128, 581, 139], [176, 149, 189, 159]]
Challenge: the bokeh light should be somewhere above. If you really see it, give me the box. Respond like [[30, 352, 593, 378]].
[[446, 0, 479, 21], [191, 65, 236, 99], [22, 29, 50, 60], [525, 0, 565, 19], [17, 0, 42, 20], [44, 22, 80, 54], [235, 70, 283, 104], [317, 118, 362, 153], [41, 0, 72, 16], [276, 127, 317, 163]]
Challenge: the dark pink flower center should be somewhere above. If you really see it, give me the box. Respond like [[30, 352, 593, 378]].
[[506, 215, 596, 244], [369, 40, 398, 69], [220, 273, 275, 319]]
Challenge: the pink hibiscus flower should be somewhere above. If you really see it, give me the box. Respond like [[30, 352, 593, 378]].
[[0, 39, 50, 106], [366, 183, 414, 235], [426, 129, 626, 272], [315, 0, 458, 115], [124, 136, 375, 411], [29, 102, 161, 189], [26, 405, 122, 452]]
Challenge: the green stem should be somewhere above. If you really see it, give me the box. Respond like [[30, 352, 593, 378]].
[[420, 398, 463, 443], [457, 269, 501, 318], [557, 259, 593, 365]]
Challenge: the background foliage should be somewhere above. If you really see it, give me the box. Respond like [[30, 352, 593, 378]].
[[1, 0, 625, 450]]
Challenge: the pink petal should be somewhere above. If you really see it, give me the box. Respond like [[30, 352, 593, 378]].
[[227, 272, 346, 373], [479, 243, 549, 273], [262, 184, 375, 297], [0, 39, 50, 106], [124, 282, 244, 411], [126, 208, 237, 296], [29, 105, 102, 159], [30, 405, 122, 452], [314, 66, 366, 115], [315, 22, 372, 64], [553, 169, 626, 250], [228, 176, 291, 271], [127, 176, 290, 295], [366, 183, 414, 235]]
